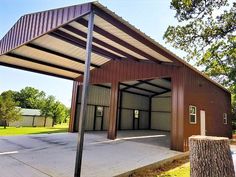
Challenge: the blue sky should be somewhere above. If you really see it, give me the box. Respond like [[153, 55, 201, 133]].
[[0, 0, 183, 107]]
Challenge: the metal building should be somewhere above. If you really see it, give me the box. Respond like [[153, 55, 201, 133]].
[[0, 2, 231, 176]]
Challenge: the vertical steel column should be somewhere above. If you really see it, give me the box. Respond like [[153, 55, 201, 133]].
[[148, 96, 152, 129], [107, 82, 119, 139], [69, 81, 79, 132], [74, 11, 94, 177], [118, 91, 123, 130]]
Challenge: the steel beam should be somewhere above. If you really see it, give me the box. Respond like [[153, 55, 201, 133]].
[[151, 90, 171, 98], [74, 11, 94, 177], [50, 30, 122, 61], [0, 62, 74, 80], [120, 83, 157, 94], [95, 84, 150, 97], [93, 6, 183, 65], [76, 19, 162, 64], [26, 43, 100, 68], [6, 53, 84, 75], [63, 25, 140, 62], [138, 80, 171, 91]]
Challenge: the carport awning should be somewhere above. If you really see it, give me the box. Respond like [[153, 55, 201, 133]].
[[0, 2, 174, 80]]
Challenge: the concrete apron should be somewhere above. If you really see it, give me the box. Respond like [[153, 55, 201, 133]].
[[0, 131, 182, 177], [116, 152, 189, 177]]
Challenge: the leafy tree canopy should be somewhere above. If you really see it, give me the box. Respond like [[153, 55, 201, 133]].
[[0, 92, 21, 128], [14, 87, 46, 109], [164, 0, 236, 98], [0, 87, 70, 127], [41, 96, 69, 126]]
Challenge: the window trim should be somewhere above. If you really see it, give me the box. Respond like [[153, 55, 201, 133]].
[[223, 113, 227, 125], [96, 106, 104, 117], [189, 105, 197, 124], [134, 109, 140, 119]]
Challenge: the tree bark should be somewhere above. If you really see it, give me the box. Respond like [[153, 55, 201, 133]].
[[3, 120, 7, 129], [44, 117, 47, 127], [189, 136, 235, 177]]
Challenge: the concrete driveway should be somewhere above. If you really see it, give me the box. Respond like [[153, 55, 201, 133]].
[[0, 130, 181, 177]]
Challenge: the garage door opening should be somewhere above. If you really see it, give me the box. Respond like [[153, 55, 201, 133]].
[[117, 78, 172, 148], [74, 78, 172, 149]]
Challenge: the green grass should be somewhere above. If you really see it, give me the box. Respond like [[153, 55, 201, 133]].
[[157, 162, 190, 177], [0, 123, 69, 136]]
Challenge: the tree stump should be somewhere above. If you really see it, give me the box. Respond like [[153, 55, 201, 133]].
[[189, 136, 235, 177]]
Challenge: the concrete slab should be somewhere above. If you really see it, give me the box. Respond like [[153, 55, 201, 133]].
[[230, 145, 236, 172], [0, 130, 181, 177]]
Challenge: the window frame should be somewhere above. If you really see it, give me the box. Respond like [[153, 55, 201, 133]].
[[223, 113, 227, 124], [189, 105, 197, 124], [96, 106, 104, 117], [134, 109, 140, 119]]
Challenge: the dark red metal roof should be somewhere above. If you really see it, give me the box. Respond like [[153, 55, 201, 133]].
[[0, 2, 229, 93], [0, 3, 91, 55]]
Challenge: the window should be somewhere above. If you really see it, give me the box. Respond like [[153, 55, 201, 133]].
[[134, 110, 140, 119], [96, 106, 103, 117], [223, 113, 227, 124], [189, 105, 197, 124]]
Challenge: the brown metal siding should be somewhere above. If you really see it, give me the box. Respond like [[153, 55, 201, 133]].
[[77, 60, 177, 84], [72, 59, 231, 152], [0, 3, 91, 55], [75, 60, 185, 151], [183, 66, 232, 151], [69, 81, 79, 132]]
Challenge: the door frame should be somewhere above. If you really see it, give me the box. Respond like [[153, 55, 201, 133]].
[[200, 110, 206, 136]]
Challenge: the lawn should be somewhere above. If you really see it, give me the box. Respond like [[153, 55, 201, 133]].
[[130, 157, 190, 177], [157, 162, 190, 177], [0, 123, 68, 136]]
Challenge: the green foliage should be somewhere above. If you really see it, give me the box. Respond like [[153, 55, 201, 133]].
[[15, 87, 46, 109], [164, 0, 236, 110], [40, 95, 70, 126], [0, 87, 70, 127], [0, 93, 21, 128], [0, 124, 68, 135]]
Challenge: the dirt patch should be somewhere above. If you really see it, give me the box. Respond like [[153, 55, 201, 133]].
[[128, 156, 189, 177]]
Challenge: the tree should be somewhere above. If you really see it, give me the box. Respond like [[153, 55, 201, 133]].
[[51, 101, 68, 126], [1, 90, 17, 101], [0, 93, 21, 129], [189, 136, 235, 177], [40, 95, 55, 127], [15, 87, 46, 109], [41, 96, 69, 127], [164, 0, 236, 102]]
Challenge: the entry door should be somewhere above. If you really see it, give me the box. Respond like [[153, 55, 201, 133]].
[[95, 117, 102, 130], [200, 110, 206, 136], [134, 119, 139, 130]]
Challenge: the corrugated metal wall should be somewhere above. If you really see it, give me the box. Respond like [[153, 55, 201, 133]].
[[119, 92, 149, 130], [151, 94, 171, 131], [183, 66, 232, 151], [0, 3, 91, 54], [9, 116, 53, 127], [75, 85, 111, 131], [75, 85, 151, 131]]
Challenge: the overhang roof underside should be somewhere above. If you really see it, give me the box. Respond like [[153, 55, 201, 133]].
[[98, 78, 172, 97], [0, 2, 172, 80], [0, 2, 230, 94]]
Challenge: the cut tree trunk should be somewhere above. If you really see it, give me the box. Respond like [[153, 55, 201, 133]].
[[189, 136, 235, 177]]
